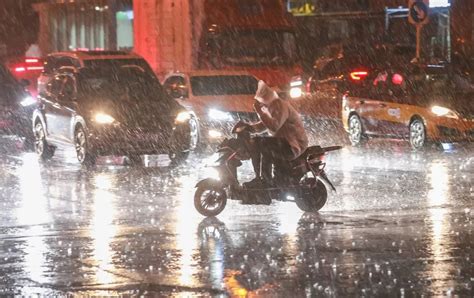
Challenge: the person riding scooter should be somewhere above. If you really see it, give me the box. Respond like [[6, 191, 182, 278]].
[[244, 80, 309, 188]]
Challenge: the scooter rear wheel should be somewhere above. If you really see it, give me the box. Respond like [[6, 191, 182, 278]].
[[194, 185, 227, 217], [296, 179, 327, 212]]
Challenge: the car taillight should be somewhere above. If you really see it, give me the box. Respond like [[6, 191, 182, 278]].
[[350, 71, 368, 81], [25, 58, 39, 63], [15, 67, 26, 72]]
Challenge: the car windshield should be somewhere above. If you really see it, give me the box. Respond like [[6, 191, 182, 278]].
[[217, 30, 298, 66], [78, 66, 166, 101], [0, 65, 24, 101], [190, 75, 258, 96], [83, 58, 155, 75], [0, 65, 19, 86]]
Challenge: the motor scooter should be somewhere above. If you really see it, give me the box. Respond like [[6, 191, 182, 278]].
[[194, 122, 341, 217]]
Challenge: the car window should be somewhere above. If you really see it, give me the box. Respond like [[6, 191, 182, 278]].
[[43, 56, 59, 74], [163, 76, 187, 98], [190, 75, 258, 96], [84, 59, 156, 78], [404, 72, 455, 105], [320, 59, 343, 79], [48, 76, 65, 97], [368, 70, 390, 100], [78, 67, 166, 102], [61, 76, 76, 99], [0, 64, 17, 85], [0, 64, 23, 103]]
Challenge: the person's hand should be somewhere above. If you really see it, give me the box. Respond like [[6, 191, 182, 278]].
[[253, 100, 264, 113]]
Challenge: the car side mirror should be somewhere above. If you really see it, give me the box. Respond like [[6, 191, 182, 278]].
[[19, 79, 30, 87], [168, 85, 188, 99]]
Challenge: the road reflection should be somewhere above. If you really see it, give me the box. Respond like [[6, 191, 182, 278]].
[[91, 173, 118, 284], [0, 141, 471, 295], [426, 161, 455, 293], [174, 174, 201, 288], [16, 153, 50, 284]]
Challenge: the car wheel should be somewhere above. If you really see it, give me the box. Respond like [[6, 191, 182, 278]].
[[348, 114, 366, 146], [409, 119, 427, 150], [34, 122, 55, 160], [75, 126, 96, 166]]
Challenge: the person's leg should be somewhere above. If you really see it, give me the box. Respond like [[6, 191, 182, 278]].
[[259, 138, 292, 184], [249, 137, 263, 179]]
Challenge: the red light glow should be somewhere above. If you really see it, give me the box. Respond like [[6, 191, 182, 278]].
[[350, 71, 369, 81], [26, 66, 44, 71], [15, 67, 26, 72]]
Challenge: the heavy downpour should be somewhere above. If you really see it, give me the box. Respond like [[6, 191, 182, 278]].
[[0, 0, 472, 296]]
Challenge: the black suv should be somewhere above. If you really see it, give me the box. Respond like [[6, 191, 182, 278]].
[[33, 58, 194, 165], [0, 63, 36, 148], [290, 44, 415, 99]]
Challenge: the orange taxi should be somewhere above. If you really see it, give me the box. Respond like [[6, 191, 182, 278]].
[[342, 66, 474, 149]]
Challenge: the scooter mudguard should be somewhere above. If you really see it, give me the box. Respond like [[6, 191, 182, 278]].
[[195, 178, 225, 190], [319, 171, 336, 192]]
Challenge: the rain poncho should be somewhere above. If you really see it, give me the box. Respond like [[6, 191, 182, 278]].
[[252, 80, 308, 159]]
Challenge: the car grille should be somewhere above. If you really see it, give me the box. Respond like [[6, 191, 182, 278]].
[[124, 115, 175, 133], [437, 125, 462, 137]]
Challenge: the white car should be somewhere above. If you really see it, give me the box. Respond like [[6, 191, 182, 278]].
[[162, 70, 259, 146]]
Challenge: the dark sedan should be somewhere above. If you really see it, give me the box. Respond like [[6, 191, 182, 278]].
[[0, 63, 36, 148], [33, 64, 194, 166]]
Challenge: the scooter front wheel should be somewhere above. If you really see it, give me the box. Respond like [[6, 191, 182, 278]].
[[296, 179, 327, 212], [194, 185, 227, 217]]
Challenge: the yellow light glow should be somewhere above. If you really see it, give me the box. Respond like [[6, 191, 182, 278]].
[[94, 113, 115, 124], [176, 111, 191, 123], [431, 106, 458, 118]]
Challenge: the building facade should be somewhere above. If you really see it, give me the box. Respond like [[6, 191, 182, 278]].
[[33, 0, 132, 54], [287, 0, 456, 69]]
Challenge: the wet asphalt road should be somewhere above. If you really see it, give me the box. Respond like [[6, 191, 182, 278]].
[[0, 133, 472, 296]]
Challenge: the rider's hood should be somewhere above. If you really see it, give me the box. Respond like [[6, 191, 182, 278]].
[[254, 80, 279, 105]]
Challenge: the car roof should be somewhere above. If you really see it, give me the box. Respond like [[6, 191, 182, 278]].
[[166, 69, 257, 78], [47, 51, 143, 61]]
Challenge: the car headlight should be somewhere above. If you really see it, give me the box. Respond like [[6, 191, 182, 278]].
[[208, 109, 233, 121], [431, 106, 458, 119], [289, 87, 302, 99], [175, 111, 191, 123], [20, 96, 36, 107], [94, 112, 115, 124]]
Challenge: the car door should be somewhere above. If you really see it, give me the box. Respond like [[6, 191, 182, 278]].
[[378, 72, 411, 137], [41, 74, 65, 142], [54, 74, 78, 144], [356, 70, 391, 135]]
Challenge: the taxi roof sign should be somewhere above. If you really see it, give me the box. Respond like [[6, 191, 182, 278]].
[[408, 0, 430, 25]]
